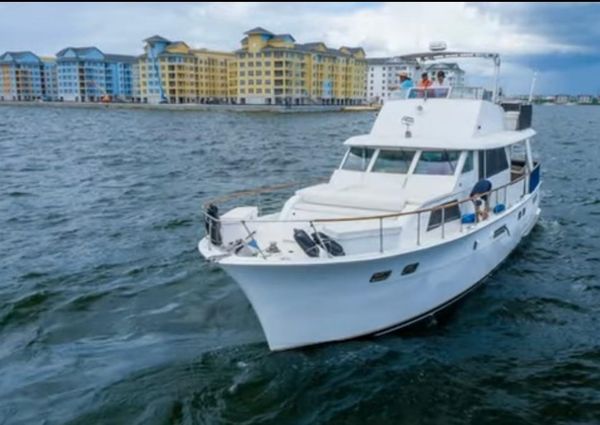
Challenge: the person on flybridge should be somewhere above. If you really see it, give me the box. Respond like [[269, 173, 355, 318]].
[[432, 70, 446, 87]]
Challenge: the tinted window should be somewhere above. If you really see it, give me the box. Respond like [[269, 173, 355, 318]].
[[462, 151, 474, 173], [479, 148, 509, 178], [428, 201, 461, 230], [414, 151, 460, 175], [372, 150, 416, 174], [342, 147, 374, 171]]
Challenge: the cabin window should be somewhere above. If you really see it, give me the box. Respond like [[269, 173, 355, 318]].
[[478, 148, 509, 179], [342, 147, 374, 171], [427, 201, 461, 230], [462, 151, 474, 173], [414, 151, 460, 175], [372, 150, 415, 174]]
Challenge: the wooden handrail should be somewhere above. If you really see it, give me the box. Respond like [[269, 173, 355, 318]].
[[202, 164, 539, 225]]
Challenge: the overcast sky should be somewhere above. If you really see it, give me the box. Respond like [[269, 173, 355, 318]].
[[1, 2, 599, 94]]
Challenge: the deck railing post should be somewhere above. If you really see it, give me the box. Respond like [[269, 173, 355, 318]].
[[504, 185, 508, 206], [379, 217, 383, 253], [441, 207, 445, 239], [417, 212, 421, 246]]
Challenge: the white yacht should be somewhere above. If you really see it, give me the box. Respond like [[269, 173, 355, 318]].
[[199, 51, 542, 351]]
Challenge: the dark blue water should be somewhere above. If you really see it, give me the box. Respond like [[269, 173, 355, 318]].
[[1, 105, 599, 424]]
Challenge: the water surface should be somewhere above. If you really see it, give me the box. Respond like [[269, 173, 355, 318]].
[[1, 105, 599, 424]]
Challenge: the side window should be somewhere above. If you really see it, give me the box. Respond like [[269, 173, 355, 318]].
[[341, 147, 374, 171], [485, 148, 509, 176], [372, 150, 415, 174], [428, 201, 461, 230], [478, 148, 509, 178], [462, 151, 474, 174]]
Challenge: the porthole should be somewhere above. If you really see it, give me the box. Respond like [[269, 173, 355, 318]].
[[402, 263, 419, 275]]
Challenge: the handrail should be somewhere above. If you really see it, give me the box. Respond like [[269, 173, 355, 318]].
[[202, 168, 536, 225], [202, 163, 540, 257]]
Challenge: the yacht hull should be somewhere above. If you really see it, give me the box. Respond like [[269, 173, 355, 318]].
[[201, 193, 541, 351]]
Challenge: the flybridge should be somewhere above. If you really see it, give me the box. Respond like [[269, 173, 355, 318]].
[[395, 50, 502, 102]]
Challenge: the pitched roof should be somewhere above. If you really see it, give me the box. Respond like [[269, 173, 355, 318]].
[[144, 35, 171, 43], [0, 51, 41, 63], [272, 34, 296, 42], [56, 46, 104, 58], [244, 27, 274, 36], [366, 56, 418, 65], [104, 54, 137, 63], [425, 62, 464, 72]]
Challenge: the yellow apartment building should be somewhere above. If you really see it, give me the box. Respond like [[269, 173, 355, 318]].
[[235, 27, 367, 105], [193, 49, 234, 102], [139, 35, 235, 104]]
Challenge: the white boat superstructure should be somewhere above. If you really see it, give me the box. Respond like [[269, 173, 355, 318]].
[[198, 51, 542, 351]]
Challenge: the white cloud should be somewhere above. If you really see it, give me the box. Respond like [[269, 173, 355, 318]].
[[0, 2, 592, 93]]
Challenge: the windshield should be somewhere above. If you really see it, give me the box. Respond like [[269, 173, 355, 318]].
[[341, 147, 374, 171], [414, 151, 460, 175]]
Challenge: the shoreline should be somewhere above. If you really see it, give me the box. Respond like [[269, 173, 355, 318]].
[[0, 100, 378, 113]]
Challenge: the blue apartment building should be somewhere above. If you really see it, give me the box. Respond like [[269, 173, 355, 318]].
[[56, 47, 136, 102], [0, 51, 55, 101]]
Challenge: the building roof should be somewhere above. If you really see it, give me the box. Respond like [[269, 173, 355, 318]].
[[244, 27, 275, 36], [342, 47, 365, 54], [367, 57, 417, 66], [0, 51, 41, 63], [105, 54, 137, 63], [425, 62, 464, 73], [144, 35, 171, 43], [272, 34, 296, 42], [237, 28, 365, 59], [56, 46, 104, 58]]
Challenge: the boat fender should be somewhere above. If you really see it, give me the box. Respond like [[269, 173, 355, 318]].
[[493, 204, 506, 214], [461, 213, 476, 224], [205, 204, 222, 246], [293, 229, 320, 258], [311, 232, 345, 256]]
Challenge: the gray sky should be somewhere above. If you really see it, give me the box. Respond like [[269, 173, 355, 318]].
[[1, 2, 599, 94]]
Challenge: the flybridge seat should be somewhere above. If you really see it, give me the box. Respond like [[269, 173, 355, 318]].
[[296, 183, 406, 212]]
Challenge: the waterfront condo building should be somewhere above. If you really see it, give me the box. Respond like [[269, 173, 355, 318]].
[[56, 47, 136, 102], [0, 51, 57, 101], [367, 57, 465, 104], [366, 57, 419, 104], [139, 35, 234, 104], [424, 62, 466, 87], [235, 27, 367, 105]]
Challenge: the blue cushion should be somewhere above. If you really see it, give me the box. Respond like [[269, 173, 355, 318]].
[[493, 204, 506, 214], [461, 213, 476, 224]]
